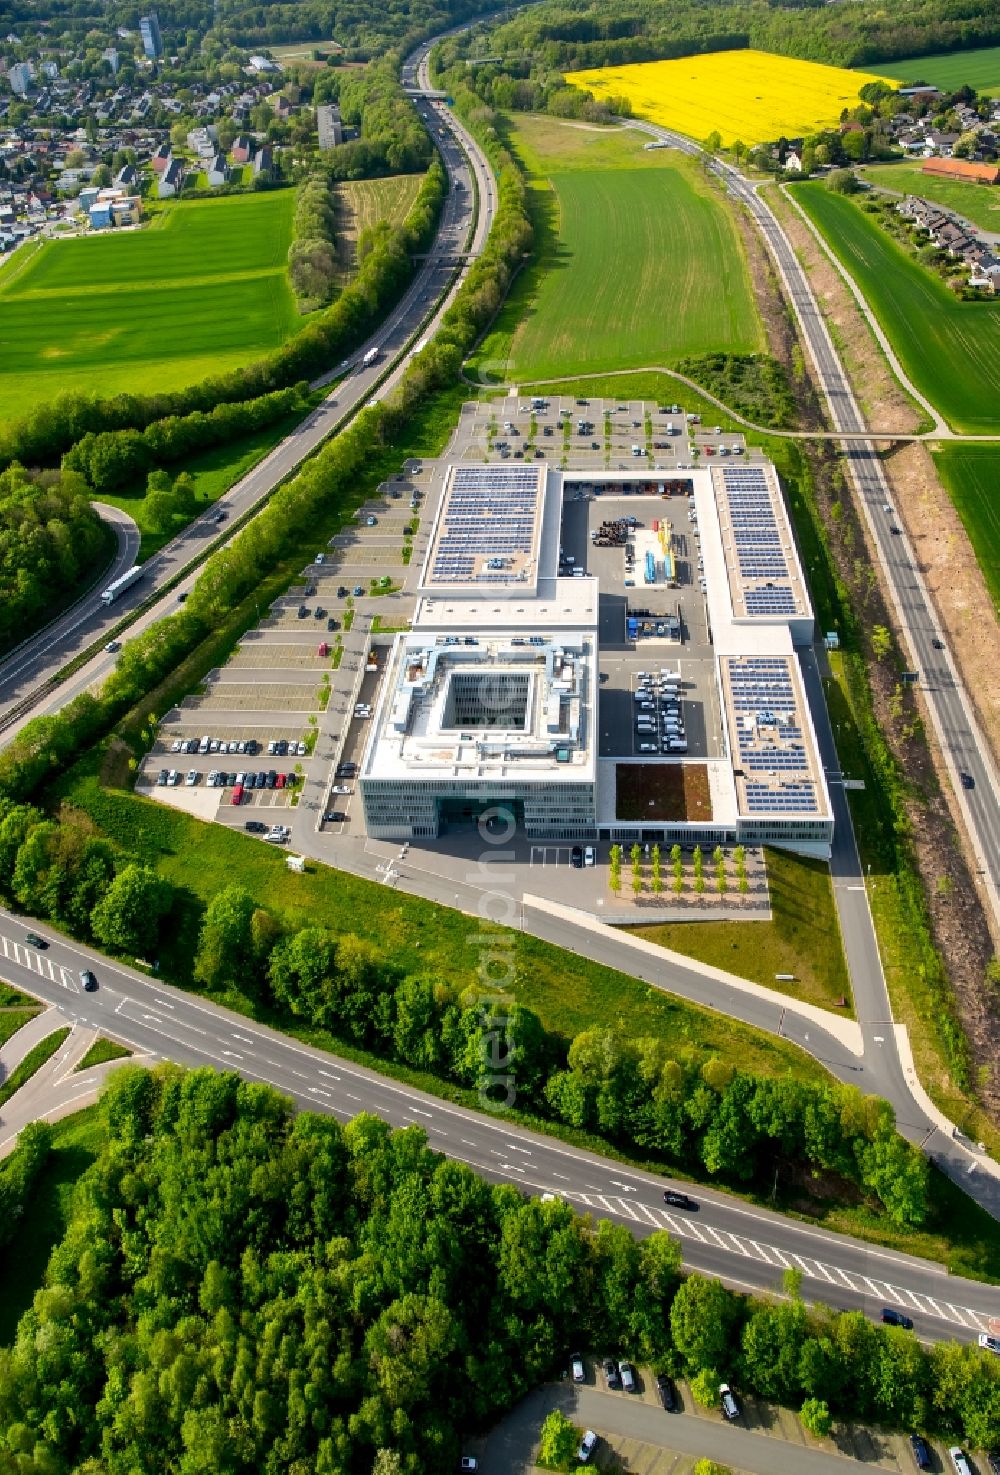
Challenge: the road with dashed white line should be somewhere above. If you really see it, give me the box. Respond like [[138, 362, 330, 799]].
[[3, 908, 999, 1347]]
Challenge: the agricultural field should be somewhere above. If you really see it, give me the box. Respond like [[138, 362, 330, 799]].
[[472, 114, 763, 383], [866, 44, 1000, 94], [0, 192, 299, 424], [933, 444, 1000, 613], [334, 173, 425, 278], [862, 158, 1000, 233], [795, 181, 1000, 434], [568, 50, 897, 148]]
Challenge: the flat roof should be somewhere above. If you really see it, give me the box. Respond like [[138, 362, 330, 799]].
[[719, 653, 830, 820], [361, 631, 597, 784], [421, 462, 547, 594], [415, 574, 598, 631], [711, 462, 810, 624]]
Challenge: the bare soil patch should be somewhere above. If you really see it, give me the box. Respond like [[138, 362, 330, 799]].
[[615, 761, 711, 821]]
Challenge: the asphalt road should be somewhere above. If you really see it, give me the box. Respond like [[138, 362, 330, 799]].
[[3, 907, 1000, 1347], [632, 123, 1000, 926], [484, 1383, 909, 1475], [0, 41, 494, 741]]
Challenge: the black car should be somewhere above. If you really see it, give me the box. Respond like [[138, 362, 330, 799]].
[[327, 617, 339, 632], [256, 772, 268, 789], [337, 586, 348, 598], [932, 637, 944, 650], [326, 811, 348, 823], [889, 524, 902, 535], [267, 771, 277, 788], [314, 607, 326, 620], [602, 1358, 621, 1391], [246, 740, 258, 756], [571, 845, 584, 868], [663, 1189, 698, 1211], [909, 1435, 932, 1471], [655, 1373, 678, 1412], [961, 772, 975, 790], [881, 1307, 913, 1330], [245, 820, 268, 834], [297, 605, 308, 619], [80, 970, 98, 992], [25, 932, 47, 949], [304, 583, 316, 597]]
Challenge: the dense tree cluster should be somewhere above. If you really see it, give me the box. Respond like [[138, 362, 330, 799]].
[[180, 884, 930, 1227], [61, 385, 308, 493], [0, 1069, 996, 1475], [675, 354, 797, 430], [0, 1122, 51, 1253], [289, 177, 339, 311], [436, 0, 1000, 83], [0, 465, 109, 657], [315, 61, 436, 178], [0, 795, 174, 956]]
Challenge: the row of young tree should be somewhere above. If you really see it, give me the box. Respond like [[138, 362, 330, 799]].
[[61, 384, 308, 494], [0, 1068, 996, 1475], [0, 466, 110, 658], [188, 883, 929, 1228], [0, 109, 445, 472]]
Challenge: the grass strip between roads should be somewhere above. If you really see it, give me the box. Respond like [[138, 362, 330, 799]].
[[0, 1008, 40, 1049], [0, 1026, 70, 1110], [73, 1037, 132, 1073]]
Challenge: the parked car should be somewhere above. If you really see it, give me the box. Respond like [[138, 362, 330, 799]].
[[584, 845, 596, 867], [881, 1307, 913, 1330], [655, 1373, 678, 1412], [245, 820, 267, 834], [909, 1435, 932, 1471], [602, 1358, 621, 1391], [353, 585, 364, 597], [619, 1361, 636, 1393], [570, 1352, 585, 1384], [326, 811, 348, 823], [663, 1189, 698, 1211], [719, 1384, 741, 1421], [80, 970, 98, 992], [577, 1431, 598, 1465], [571, 845, 583, 868], [949, 1449, 973, 1475], [157, 769, 168, 786], [185, 770, 198, 786]]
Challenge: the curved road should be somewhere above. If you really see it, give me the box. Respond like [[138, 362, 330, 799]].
[[0, 48, 495, 740], [628, 121, 1000, 933], [2, 908, 1000, 1347]]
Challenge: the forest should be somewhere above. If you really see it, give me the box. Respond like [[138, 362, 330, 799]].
[[0, 1067, 997, 1475], [0, 466, 111, 657]]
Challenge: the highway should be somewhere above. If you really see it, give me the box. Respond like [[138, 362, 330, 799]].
[[2, 908, 1000, 1346], [628, 121, 1000, 930], [0, 42, 495, 741]]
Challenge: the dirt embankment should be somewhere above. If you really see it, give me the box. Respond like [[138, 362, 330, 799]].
[[762, 185, 999, 1118]]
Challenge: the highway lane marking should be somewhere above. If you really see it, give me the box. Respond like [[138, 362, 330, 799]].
[[318, 1069, 341, 1082], [309, 1087, 331, 1098], [551, 1172, 570, 1182], [221, 1051, 243, 1060], [634, 1203, 661, 1227], [408, 1107, 433, 1119], [506, 1142, 531, 1155], [232, 1033, 254, 1044]]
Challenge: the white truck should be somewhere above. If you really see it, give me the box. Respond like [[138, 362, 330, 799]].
[[100, 566, 143, 605], [362, 346, 380, 368]]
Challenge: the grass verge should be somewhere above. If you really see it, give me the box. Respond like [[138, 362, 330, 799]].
[[74, 1037, 132, 1072], [0, 1027, 70, 1109], [0, 1009, 40, 1047], [632, 847, 853, 1015]]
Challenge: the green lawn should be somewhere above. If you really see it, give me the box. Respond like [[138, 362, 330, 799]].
[[862, 158, 1000, 234], [0, 192, 299, 425], [631, 848, 853, 1015], [0, 1008, 39, 1047], [794, 181, 1000, 434], [865, 44, 1000, 93], [74, 1037, 132, 1071], [471, 116, 763, 384], [0, 1105, 105, 1345], [60, 768, 822, 1085], [933, 443, 1000, 613]]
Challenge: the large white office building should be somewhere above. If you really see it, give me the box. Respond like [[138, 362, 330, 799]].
[[359, 453, 834, 856]]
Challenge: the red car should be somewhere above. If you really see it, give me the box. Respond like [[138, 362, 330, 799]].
[[275, 773, 286, 790], [232, 783, 244, 805]]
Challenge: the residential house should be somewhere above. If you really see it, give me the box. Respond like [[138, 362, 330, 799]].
[[784, 149, 803, 173], [317, 103, 343, 150], [252, 143, 273, 177], [150, 141, 171, 172], [925, 130, 960, 156], [157, 155, 183, 197], [230, 133, 255, 163], [206, 152, 231, 186], [115, 162, 138, 188], [8, 62, 33, 96]]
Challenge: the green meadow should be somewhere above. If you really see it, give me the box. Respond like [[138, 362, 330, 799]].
[[0, 192, 298, 423], [933, 443, 1000, 612], [795, 181, 1000, 434], [470, 115, 763, 383], [866, 44, 1000, 94]]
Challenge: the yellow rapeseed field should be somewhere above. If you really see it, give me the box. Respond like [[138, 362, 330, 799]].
[[568, 50, 897, 148]]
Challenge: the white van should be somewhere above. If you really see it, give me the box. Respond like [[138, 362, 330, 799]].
[[669, 738, 688, 751]]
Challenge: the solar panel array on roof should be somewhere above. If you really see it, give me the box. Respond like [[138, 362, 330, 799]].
[[719, 466, 801, 617], [725, 656, 819, 815], [430, 466, 542, 585]]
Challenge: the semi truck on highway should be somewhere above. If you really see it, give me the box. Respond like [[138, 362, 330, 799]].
[[101, 567, 143, 605], [362, 347, 380, 368]]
